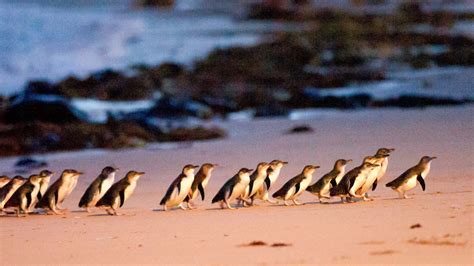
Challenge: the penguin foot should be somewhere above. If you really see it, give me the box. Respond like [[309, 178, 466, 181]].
[[187, 202, 195, 210], [265, 199, 277, 204], [178, 203, 188, 210], [283, 201, 290, 206], [163, 205, 168, 212], [292, 199, 303, 206], [85, 207, 92, 213]]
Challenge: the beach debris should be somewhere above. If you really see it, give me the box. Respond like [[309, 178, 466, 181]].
[[360, 240, 385, 245], [370, 250, 397, 255], [287, 125, 314, 134], [271, 242, 292, 247], [408, 235, 467, 246], [240, 241, 267, 247], [410, 223, 422, 229]]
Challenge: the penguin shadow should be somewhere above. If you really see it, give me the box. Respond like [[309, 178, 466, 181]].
[[87, 212, 137, 217]]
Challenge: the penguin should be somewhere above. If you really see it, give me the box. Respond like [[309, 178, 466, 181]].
[[306, 159, 351, 203], [37, 169, 83, 214], [211, 168, 253, 209], [96, 171, 145, 215], [330, 159, 379, 203], [356, 153, 389, 201], [0, 176, 10, 188], [78, 166, 118, 212], [33, 170, 54, 207], [272, 165, 320, 206], [0, 176, 26, 210], [4, 174, 45, 216], [253, 160, 288, 203], [372, 148, 395, 191], [386, 156, 436, 199], [240, 162, 270, 206], [183, 163, 217, 209], [160, 165, 199, 211]]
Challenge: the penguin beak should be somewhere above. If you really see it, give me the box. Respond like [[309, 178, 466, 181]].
[[138, 172, 145, 175], [248, 169, 254, 173], [114, 167, 120, 171], [430, 156, 437, 160], [193, 165, 199, 169], [390, 148, 395, 152], [212, 164, 219, 168], [76, 171, 84, 176], [313, 165, 320, 169], [282, 161, 288, 165]]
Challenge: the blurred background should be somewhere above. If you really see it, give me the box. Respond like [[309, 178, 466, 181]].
[[0, 0, 473, 158]]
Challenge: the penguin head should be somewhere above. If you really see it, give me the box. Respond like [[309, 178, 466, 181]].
[[201, 163, 218, 171], [102, 166, 118, 176], [39, 170, 54, 178], [256, 162, 270, 173], [420, 156, 437, 164], [238, 168, 253, 176], [126, 171, 145, 181], [62, 169, 83, 180], [269, 160, 288, 170], [0, 176, 9, 182], [11, 176, 26, 184], [183, 165, 199, 175], [376, 148, 395, 156], [303, 165, 320, 175], [28, 174, 41, 184], [335, 159, 351, 168], [362, 162, 379, 169]]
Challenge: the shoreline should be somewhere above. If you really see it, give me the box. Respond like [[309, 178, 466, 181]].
[[0, 106, 472, 264]]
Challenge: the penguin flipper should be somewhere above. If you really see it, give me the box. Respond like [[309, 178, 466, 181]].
[[26, 192, 32, 210], [198, 183, 205, 201], [264, 177, 271, 190], [330, 178, 337, 187], [248, 180, 254, 197], [372, 179, 378, 191], [417, 175, 426, 191], [37, 191, 43, 202], [294, 183, 301, 195], [119, 189, 125, 207]]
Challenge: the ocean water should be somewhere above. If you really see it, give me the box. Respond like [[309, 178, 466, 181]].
[[0, 0, 284, 95]]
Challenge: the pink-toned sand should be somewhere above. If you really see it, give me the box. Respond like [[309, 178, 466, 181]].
[[0, 106, 472, 264]]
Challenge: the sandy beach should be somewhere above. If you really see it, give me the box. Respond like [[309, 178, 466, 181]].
[[0, 106, 472, 264]]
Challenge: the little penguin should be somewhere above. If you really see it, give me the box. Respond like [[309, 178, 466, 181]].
[[160, 165, 199, 211], [33, 170, 54, 207], [240, 162, 270, 207], [372, 147, 395, 191], [0, 176, 26, 210], [272, 165, 320, 206], [211, 168, 253, 210], [330, 159, 379, 203], [386, 156, 436, 199], [306, 159, 351, 203], [96, 171, 145, 215], [356, 153, 389, 201], [78, 166, 118, 212], [253, 160, 288, 203], [4, 174, 46, 216], [183, 163, 217, 209], [37, 169, 83, 214]]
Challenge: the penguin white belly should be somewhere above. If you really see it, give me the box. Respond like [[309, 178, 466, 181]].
[[100, 174, 115, 198], [57, 182, 71, 204], [28, 185, 41, 211], [123, 182, 137, 202], [320, 183, 331, 197], [167, 177, 193, 206], [285, 187, 296, 200], [350, 174, 368, 194], [269, 168, 281, 185], [335, 171, 345, 184], [293, 177, 312, 198], [359, 167, 380, 194], [201, 177, 210, 188], [401, 176, 417, 191], [377, 158, 388, 180], [421, 163, 431, 179], [66, 177, 78, 198]]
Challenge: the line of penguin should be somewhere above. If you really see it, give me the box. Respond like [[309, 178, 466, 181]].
[[0, 148, 436, 217]]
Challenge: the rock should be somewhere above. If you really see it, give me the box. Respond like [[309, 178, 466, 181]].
[[14, 157, 48, 170], [287, 125, 314, 134], [146, 96, 213, 119], [4, 93, 87, 124]]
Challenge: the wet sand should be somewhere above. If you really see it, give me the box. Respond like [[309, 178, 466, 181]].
[[0, 106, 472, 264]]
